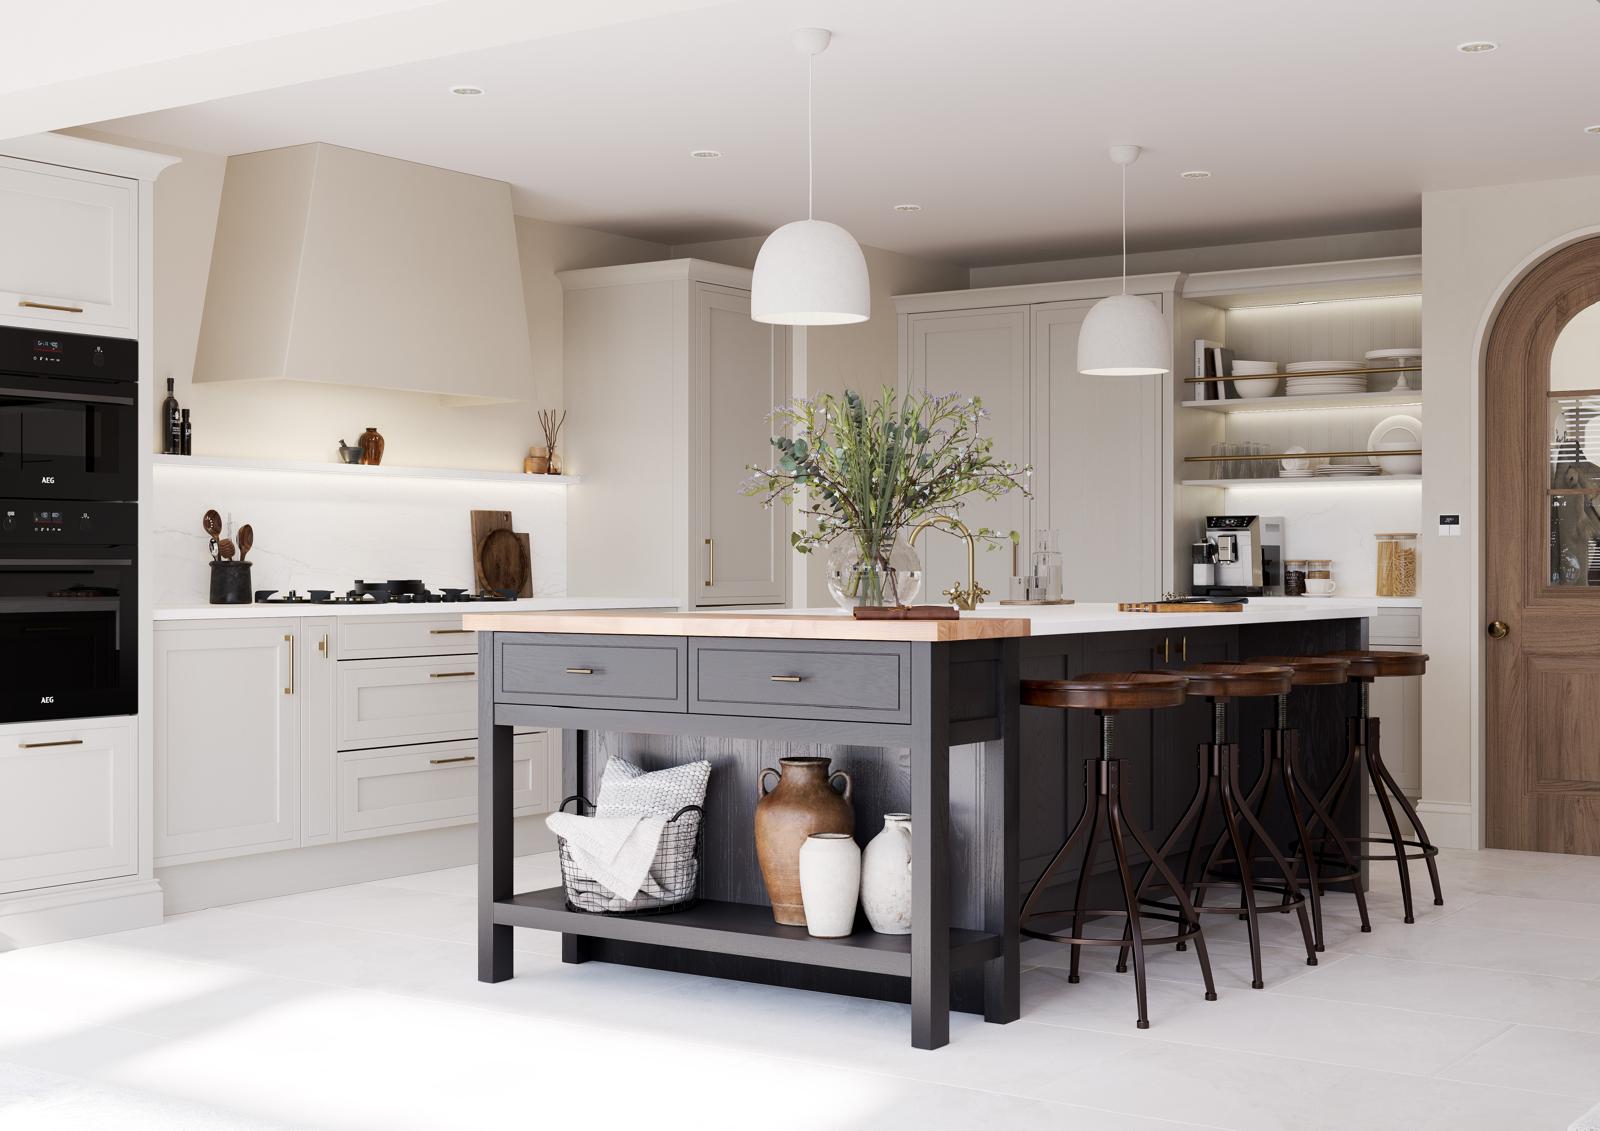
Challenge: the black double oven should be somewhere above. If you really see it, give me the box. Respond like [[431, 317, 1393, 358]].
[[0, 325, 138, 723]]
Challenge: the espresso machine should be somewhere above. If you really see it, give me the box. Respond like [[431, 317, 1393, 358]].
[[1192, 515, 1285, 598]]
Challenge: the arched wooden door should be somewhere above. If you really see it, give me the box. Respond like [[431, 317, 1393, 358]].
[[1486, 235, 1600, 854]]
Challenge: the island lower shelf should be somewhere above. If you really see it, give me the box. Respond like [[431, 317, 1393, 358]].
[[497, 888, 1004, 977]]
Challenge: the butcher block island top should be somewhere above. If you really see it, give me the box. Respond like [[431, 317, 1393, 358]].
[[461, 598, 1379, 640]]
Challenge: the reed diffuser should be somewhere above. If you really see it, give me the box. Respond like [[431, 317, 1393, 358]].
[[539, 409, 567, 475]]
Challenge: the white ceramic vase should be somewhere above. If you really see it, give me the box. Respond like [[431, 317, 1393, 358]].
[[798, 832, 861, 938], [860, 813, 913, 934]]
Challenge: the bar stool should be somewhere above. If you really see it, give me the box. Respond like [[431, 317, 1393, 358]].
[[1323, 650, 1443, 924], [1244, 655, 1367, 950], [1021, 672, 1217, 1029], [1130, 662, 1318, 990]]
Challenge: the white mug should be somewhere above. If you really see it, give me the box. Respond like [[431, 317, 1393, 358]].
[[1305, 578, 1337, 596]]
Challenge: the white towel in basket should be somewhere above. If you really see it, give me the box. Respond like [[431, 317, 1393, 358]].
[[545, 811, 667, 901]]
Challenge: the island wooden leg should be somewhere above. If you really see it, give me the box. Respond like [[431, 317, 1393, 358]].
[[912, 644, 952, 1050], [982, 641, 1021, 1024], [478, 635, 514, 982]]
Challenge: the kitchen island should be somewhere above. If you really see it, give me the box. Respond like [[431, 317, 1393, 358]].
[[467, 602, 1373, 1048]]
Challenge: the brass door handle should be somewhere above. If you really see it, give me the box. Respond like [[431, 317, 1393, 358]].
[[429, 671, 475, 679], [19, 300, 84, 313], [18, 739, 83, 749], [1181, 635, 1188, 662], [769, 675, 803, 683], [284, 634, 295, 694], [318, 634, 329, 657], [705, 537, 715, 587], [429, 628, 472, 635], [429, 755, 475, 766], [1487, 620, 1510, 639], [1162, 637, 1171, 663], [564, 667, 594, 675]]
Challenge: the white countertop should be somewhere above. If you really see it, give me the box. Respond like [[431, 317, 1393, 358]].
[[152, 596, 677, 622]]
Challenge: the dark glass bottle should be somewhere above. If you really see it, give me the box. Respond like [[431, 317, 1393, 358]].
[[162, 378, 181, 454], [179, 409, 192, 456]]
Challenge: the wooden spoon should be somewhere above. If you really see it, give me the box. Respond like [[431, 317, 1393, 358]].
[[217, 538, 235, 561], [202, 509, 222, 561], [237, 524, 253, 561]]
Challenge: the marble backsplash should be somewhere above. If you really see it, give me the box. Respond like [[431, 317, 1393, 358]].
[[151, 466, 568, 605]]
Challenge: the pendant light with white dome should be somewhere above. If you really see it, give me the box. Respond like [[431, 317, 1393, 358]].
[[1076, 145, 1171, 376], [750, 27, 870, 326]]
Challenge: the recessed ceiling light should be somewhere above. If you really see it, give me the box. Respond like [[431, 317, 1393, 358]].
[[1181, 170, 1212, 180], [1585, 125, 1600, 135], [1456, 40, 1498, 53], [449, 85, 485, 96], [892, 203, 922, 212], [689, 149, 723, 159]]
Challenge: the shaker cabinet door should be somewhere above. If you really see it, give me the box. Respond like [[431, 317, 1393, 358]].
[[903, 307, 1032, 602], [691, 283, 789, 607], [0, 159, 136, 337], [154, 622, 300, 865]]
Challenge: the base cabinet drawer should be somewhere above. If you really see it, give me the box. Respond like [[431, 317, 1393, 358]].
[[338, 656, 480, 749], [337, 615, 477, 659], [690, 640, 912, 723], [336, 732, 553, 840], [495, 635, 687, 711], [0, 718, 136, 895]]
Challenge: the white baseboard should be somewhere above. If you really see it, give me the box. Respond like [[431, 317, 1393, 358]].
[[0, 877, 164, 950], [1413, 800, 1477, 850], [158, 816, 553, 915]]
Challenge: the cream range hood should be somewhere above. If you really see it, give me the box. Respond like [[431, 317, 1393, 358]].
[[193, 143, 532, 404]]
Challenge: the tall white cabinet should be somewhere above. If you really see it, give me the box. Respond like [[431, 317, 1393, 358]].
[[562, 260, 790, 609], [897, 275, 1179, 601]]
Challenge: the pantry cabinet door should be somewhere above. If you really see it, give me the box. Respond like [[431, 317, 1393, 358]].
[[0, 159, 136, 337], [904, 307, 1032, 601], [691, 283, 789, 607], [154, 622, 299, 864], [1032, 298, 1165, 602]]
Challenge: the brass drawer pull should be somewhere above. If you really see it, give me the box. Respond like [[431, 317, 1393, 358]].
[[19, 300, 84, 313], [429, 628, 472, 635], [18, 738, 83, 749], [429, 670, 475, 679], [284, 633, 295, 694], [565, 667, 594, 675], [429, 755, 475, 766], [769, 675, 803, 683]]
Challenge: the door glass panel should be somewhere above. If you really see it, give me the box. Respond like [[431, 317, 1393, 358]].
[[1548, 303, 1600, 584]]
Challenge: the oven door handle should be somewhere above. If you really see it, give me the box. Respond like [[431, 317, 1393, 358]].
[[0, 382, 136, 407]]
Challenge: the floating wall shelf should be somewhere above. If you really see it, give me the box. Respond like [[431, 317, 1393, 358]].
[[1181, 390, 1424, 413], [152, 454, 581, 485], [1180, 474, 1423, 489]]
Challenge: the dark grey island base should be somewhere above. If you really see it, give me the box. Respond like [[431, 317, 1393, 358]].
[[472, 612, 1367, 1050]]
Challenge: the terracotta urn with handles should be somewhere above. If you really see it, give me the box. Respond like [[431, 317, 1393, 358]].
[[755, 756, 854, 926]]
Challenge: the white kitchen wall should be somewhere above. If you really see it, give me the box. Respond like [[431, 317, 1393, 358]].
[[151, 466, 567, 605]]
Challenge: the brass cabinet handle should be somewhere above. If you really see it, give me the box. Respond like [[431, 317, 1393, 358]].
[[284, 634, 295, 694], [1181, 635, 1188, 662], [1487, 620, 1510, 639], [318, 634, 329, 657], [1162, 637, 1171, 663], [705, 537, 715, 587], [18, 738, 83, 749], [564, 667, 594, 675], [429, 755, 475, 765], [769, 675, 803, 683], [429, 628, 472, 635], [19, 300, 84, 313], [429, 670, 475, 679]]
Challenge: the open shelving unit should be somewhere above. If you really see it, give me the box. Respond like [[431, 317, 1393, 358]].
[[152, 453, 580, 485]]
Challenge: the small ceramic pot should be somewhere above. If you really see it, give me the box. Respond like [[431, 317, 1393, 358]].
[[798, 832, 860, 938], [358, 426, 385, 466], [861, 813, 913, 934]]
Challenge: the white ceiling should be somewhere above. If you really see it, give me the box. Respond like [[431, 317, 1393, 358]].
[[96, 0, 1600, 266]]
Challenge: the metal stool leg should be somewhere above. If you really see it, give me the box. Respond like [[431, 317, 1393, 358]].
[[1104, 774, 1150, 1028]]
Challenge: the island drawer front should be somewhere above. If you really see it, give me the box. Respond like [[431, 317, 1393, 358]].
[[495, 635, 688, 712], [339, 615, 475, 659], [690, 640, 912, 723]]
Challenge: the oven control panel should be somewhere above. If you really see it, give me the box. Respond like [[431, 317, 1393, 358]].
[[0, 501, 134, 546], [0, 323, 137, 383]]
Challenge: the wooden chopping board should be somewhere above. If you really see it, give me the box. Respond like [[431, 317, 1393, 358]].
[[1117, 601, 1245, 613], [471, 510, 532, 597]]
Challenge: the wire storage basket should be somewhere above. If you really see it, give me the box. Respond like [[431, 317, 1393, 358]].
[[555, 795, 704, 916]]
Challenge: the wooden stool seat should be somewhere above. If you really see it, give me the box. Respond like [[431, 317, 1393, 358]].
[[1246, 655, 1351, 687], [1325, 649, 1429, 679], [1170, 662, 1293, 700], [1022, 671, 1188, 712]]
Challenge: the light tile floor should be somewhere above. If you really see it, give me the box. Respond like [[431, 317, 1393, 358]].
[[3, 848, 1599, 1130]]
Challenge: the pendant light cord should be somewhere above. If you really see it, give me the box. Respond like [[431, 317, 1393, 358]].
[[807, 51, 815, 220], [1120, 161, 1128, 294]]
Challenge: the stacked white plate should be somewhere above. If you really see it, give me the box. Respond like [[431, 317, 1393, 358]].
[[1368, 414, 1423, 474], [1314, 463, 1382, 478], [1284, 359, 1367, 397]]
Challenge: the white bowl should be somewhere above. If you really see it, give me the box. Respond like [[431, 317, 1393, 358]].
[[1280, 445, 1311, 472], [1231, 360, 1280, 374], [1231, 376, 1282, 398], [1374, 440, 1422, 475]]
